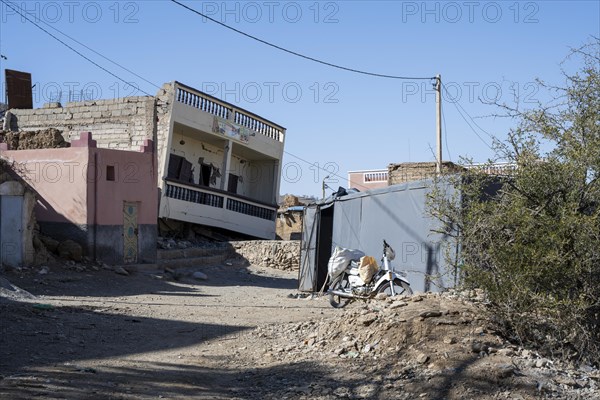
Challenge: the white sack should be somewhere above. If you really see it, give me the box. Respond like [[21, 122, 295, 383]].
[[328, 246, 366, 279]]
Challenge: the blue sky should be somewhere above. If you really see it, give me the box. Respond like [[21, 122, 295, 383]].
[[1, 0, 599, 196]]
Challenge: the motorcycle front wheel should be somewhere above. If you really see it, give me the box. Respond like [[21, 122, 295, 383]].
[[377, 279, 413, 297], [329, 274, 352, 308]]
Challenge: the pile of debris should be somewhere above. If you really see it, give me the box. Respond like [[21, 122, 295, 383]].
[[240, 292, 599, 399], [0, 128, 69, 150], [156, 236, 227, 251], [157, 236, 300, 271], [230, 240, 300, 271], [36, 236, 83, 263]]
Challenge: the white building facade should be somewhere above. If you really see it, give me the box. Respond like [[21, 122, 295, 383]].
[[157, 82, 286, 239]]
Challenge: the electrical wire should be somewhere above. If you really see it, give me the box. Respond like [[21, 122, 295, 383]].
[[1, 0, 154, 96], [449, 100, 493, 150], [283, 150, 378, 193], [441, 83, 495, 150], [170, 0, 435, 81], [442, 83, 498, 143], [11, 2, 161, 91], [2, 0, 389, 195], [3, 0, 441, 195]]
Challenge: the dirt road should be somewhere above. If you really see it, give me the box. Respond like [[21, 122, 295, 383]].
[[1, 262, 598, 399], [0, 263, 338, 399]]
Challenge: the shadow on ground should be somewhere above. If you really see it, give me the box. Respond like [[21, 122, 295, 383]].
[[3, 261, 298, 299], [181, 263, 298, 290], [0, 298, 249, 375], [0, 354, 538, 399], [0, 360, 334, 400]]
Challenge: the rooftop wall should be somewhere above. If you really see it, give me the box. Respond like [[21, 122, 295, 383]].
[[388, 162, 465, 185], [9, 96, 156, 151]]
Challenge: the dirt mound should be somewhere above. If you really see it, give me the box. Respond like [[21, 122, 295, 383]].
[[0, 128, 69, 149], [244, 292, 600, 399]]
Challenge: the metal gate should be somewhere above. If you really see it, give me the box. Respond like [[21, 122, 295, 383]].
[[0, 195, 24, 268], [298, 206, 319, 292]]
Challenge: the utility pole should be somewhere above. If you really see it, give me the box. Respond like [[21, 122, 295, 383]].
[[435, 74, 442, 175]]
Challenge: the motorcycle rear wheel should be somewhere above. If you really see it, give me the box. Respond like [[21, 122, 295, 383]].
[[329, 274, 352, 308], [377, 279, 413, 297]]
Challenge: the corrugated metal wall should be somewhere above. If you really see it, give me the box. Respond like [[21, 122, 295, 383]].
[[299, 179, 457, 293]]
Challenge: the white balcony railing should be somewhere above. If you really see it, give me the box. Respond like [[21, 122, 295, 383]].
[[165, 179, 276, 221], [174, 82, 285, 143]]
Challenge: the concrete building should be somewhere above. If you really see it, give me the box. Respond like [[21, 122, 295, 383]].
[[0, 132, 158, 265], [347, 169, 389, 191], [8, 81, 286, 239]]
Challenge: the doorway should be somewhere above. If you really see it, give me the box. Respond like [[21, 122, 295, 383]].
[[123, 202, 139, 264]]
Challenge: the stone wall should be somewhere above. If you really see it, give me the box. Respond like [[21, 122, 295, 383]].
[[276, 211, 303, 240], [388, 162, 465, 185], [9, 96, 156, 151], [230, 240, 300, 271]]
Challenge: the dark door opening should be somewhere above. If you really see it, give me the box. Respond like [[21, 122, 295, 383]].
[[315, 205, 334, 290], [199, 163, 212, 186], [228, 174, 239, 194]]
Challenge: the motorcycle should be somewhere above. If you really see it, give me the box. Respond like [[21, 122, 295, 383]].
[[328, 240, 413, 308]]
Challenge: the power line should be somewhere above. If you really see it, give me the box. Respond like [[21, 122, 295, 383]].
[[17, 4, 161, 91], [442, 83, 497, 142], [283, 150, 351, 190], [170, 0, 435, 81], [441, 83, 495, 150], [1, 0, 154, 96], [449, 100, 493, 150], [283, 150, 379, 193]]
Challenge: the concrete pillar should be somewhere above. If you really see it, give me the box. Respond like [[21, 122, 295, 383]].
[[220, 139, 233, 191], [272, 160, 281, 205]]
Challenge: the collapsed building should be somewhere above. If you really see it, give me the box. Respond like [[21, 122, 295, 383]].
[[2, 81, 287, 266]]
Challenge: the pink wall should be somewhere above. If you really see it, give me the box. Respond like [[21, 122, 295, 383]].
[[347, 171, 389, 191], [90, 148, 157, 225], [1, 148, 90, 224], [1, 138, 157, 227]]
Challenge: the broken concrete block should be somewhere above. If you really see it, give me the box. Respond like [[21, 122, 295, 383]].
[[57, 240, 83, 262], [39, 236, 59, 253]]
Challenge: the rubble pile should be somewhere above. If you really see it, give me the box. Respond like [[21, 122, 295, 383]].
[[230, 240, 300, 271], [157, 236, 300, 271], [157, 236, 227, 251], [242, 292, 599, 399], [0, 128, 69, 150]]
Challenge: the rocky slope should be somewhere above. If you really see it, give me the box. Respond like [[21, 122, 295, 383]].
[[238, 292, 600, 399]]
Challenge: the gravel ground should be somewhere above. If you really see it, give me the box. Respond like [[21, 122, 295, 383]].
[[0, 261, 598, 399]]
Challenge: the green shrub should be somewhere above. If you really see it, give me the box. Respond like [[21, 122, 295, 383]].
[[429, 39, 600, 364]]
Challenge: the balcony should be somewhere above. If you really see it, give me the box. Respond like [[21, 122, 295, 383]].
[[173, 81, 285, 144], [162, 179, 278, 239]]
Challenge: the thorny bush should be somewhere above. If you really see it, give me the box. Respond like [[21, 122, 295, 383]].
[[428, 39, 600, 365]]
